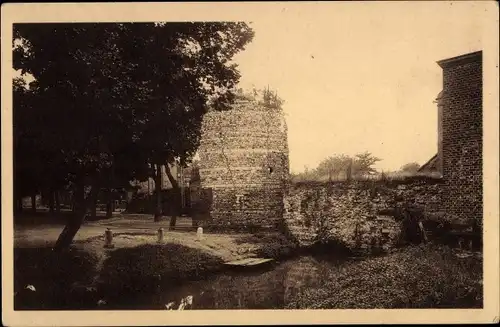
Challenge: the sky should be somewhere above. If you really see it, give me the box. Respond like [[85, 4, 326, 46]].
[[231, 2, 486, 173]]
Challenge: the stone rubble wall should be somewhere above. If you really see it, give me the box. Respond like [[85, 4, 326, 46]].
[[197, 99, 289, 229]]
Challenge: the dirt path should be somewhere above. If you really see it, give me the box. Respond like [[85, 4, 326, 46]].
[[14, 215, 193, 248], [80, 231, 262, 263], [15, 214, 277, 263]]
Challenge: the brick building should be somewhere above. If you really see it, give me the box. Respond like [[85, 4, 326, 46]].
[[196, 95, 289, 229], [431, 51, 483, 227]]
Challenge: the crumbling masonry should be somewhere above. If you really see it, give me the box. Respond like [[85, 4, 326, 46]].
[[197, 97, 289, 229]]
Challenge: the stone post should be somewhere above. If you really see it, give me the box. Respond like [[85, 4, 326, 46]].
[[157, 228, 165, 243], [104, 228, 114, 248]]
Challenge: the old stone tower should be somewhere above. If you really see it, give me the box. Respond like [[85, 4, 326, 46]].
[[437, 51, 483, 227], [197, 93, 289, 229]]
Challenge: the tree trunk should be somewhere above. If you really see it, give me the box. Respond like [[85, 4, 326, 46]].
[[164, 164, 180, 230], [106, 189, 113, 218], [31, 193, 37, 213], [91, 197, 98, 219], [15, 194, 23, 214], [346, 160, 353, 182], [13, 184, 22, 213], [170, 213, 178, 230], [89, 184, 99, 219], [71, 192, 76, 213], [55, 191, 61, 214], [154, 164, 163, 222], [54, 181, 98, 251], [48, 189, 55, 213]]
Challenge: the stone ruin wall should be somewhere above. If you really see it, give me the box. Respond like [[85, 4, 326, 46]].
[[284, 179, 445, 253], [197, 98, 290, 229]]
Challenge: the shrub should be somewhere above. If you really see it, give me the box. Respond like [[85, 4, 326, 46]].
[[98, 243, 223, 297], [14, 247, 100, 309], [233, 232, 299, 259], [256, 240, 296, 259]]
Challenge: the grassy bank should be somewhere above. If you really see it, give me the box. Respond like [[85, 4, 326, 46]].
[[233, 231, 299, 259], [14, 234, 481, 310], [14, 247, 100, 309], [14, 243, 225, 310], [13, 231, 297, 309], [286, 244, 483, 309], [98, 244, 224, 296]]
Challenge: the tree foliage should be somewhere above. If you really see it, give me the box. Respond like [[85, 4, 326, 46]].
[[315, 154, 351, 181], [231, 87, 285, 111], [399, 162, 421, 174], [353, 152, 381, 176], [292, 152, 382, 182]]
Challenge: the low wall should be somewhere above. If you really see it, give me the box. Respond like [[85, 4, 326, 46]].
[[206, 186, 284, 229], [283, 178, 445, 253]]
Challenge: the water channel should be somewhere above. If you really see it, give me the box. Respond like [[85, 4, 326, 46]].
[[106, 254, 355, 310]]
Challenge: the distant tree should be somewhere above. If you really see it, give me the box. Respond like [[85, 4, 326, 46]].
[[13, 76, 42, 213], [400, 162, 421, 174], [316, 155, 351, 181], [346, 158, 353, 181], [315, 152, 380, 181], [233, 87, 285, 110], [291, 152, 382, 182], [352, 152, 381, 177]]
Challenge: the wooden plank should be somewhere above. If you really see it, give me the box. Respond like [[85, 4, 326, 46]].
[[224, 257, 274, 267], [245, 258, 274, 266], [223, 259, 248, 266], [224, 257, 260, 265]]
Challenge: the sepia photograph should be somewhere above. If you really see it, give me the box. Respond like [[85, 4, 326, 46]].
[[2, 1, 499, 325]]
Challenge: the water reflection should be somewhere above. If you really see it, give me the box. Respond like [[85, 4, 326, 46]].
[[122, 255, 349, 310]]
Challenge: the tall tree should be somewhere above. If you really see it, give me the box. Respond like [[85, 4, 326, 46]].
[[13, 76, 48, 214], [352, 152, 381, 177], [13, 22, 254, 249], [126, 22, 254, 224], [292, 152, 382, 182], [13, 77, 31, 213], [316, 155, 351, 181]]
